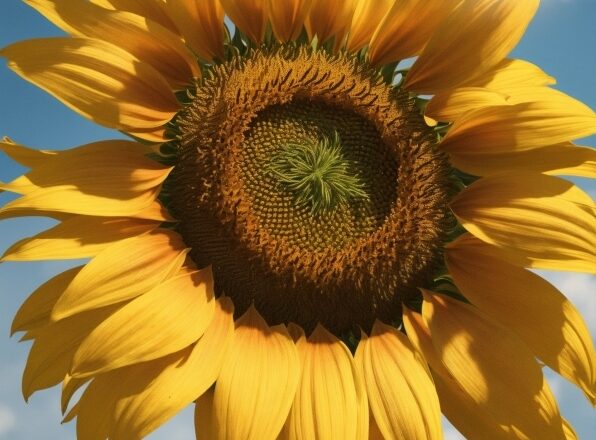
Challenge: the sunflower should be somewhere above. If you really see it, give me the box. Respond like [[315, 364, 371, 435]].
[[1, 0, 595, 438]]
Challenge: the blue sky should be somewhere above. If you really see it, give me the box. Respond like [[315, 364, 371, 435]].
[[0, 0, 594, 438]]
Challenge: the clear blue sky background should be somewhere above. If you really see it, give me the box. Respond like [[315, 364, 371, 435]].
[[0, 1, 594, 439]]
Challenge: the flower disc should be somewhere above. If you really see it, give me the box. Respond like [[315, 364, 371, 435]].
[[173, 48, 452, 333]]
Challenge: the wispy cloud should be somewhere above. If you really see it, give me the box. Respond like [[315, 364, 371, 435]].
[[0, 405, 16, 437]]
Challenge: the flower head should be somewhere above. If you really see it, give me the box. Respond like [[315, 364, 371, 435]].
[[1, 0, 595, 439]]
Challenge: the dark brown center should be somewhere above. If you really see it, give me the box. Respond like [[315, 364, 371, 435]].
[[172, 48, 452, 334]]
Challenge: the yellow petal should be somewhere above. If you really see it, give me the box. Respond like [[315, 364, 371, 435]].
[[11, 266, 82, 335], [446, 234, 596, 403], [61, 374, 89, 415], [440, 91, 596, 154], [449, 142, 596, 178], [90, 0, 178, 32], [22, 304, 120, 400], [0, 140, 170, 195], [425, 87, 509, 123], [127, 126, 172, 143], [71, 267, 215, 378], [355, 321, 442, 440], [107, 297, 234, 438], [368, 0, 459, 65], [462, 58, 556, 90], [422, 291, 566, 439], [368, 414, 384, 440], [403, 308, 510, 440], [305, 0, 355, 45], [346, 0, 392, 53], [285, 324, 368, 440], [0, 186, 163, 220], [220, 0, 269, 44], [0, 137, 56, 168], [2, 216, 159, 261], [563, 419, 579, 440], [213, 306, 300, 440], [52, 229, 188, 319], [25, 0, 199, 89], [73, 375, 122, 440], [451, 173, 596, 273], [268, 0, 313, 42], [0, 37, 179, 134], [130, 199, 175, 222], [405, 0, 540, 93], [165, 0, 225, 61], [195, 388, 217, 440]]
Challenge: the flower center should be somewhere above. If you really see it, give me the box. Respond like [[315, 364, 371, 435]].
[[268, 132, 369, 214], [171, 47, 452, 335]]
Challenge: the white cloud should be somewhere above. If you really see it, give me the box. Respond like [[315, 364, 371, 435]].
[[0, 405, 16, 437]]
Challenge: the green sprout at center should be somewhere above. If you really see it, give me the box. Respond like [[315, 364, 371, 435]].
[[269, 132, 369, 214]]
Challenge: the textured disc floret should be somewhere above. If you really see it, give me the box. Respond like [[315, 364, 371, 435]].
[[173, 47, 452, 333]]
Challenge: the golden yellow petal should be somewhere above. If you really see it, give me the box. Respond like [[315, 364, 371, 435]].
[[462, 58, 556, 90], [285, 324, 368, 440], [165, 0, 225, 61], [221, 0, 269, 44], [25, 0, 199, 89], [563, 419, 579, 440], [368, 0, 459, 65], [73, 374, 121, 440], [405, 0, 539, 93], [346, 0, 392, 53], [195, 388, 217, 440], [107, 297, 234, 438], [2, 216, 159, 262], [61, 374, 89, 415], [446, 234, 596, 403], [305, 0, 355, 45], [0, 37, 179, 133], [0, 186, 162, 220], [90, 0, 178, 32], [268, 0, 312, 42], [130, 199, 175, 222], [448, 142, 596, 178], [22, 304, 120, 400], [451, 173, 596, 273], [213, 306, 300, 440], [52, 229, 188, 319], [403, 309, 510, 440], [425, 87, 509, 123], [355, 321, 442, 440], [368, 414, 384, 440], [422, 291, 566, 439], [126, 126, 172, 143], [1, 140, 171, 196], [11, 266, 82, 335], [0, 137, 56, 168], [440, 91, 596, 154], [71, 267, 215, 378]]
